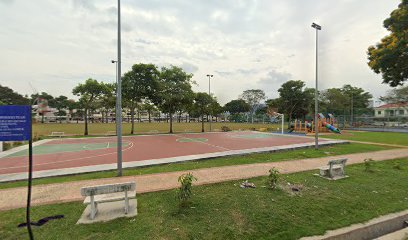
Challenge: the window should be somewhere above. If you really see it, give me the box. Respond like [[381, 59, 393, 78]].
[[377, 111, 381, 115], [399, 110, 405, 115]]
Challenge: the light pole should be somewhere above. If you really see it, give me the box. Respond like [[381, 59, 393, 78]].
[[116, 0, 123, 176], [111, 60, 118, 126], [312, 22, 321, 150], [111, 60, 118, 84], [206, 74, 213, 131]]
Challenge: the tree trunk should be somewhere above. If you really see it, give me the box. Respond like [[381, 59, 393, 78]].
[[148, 110, 151, 123], [169, 113, 173, 133], [101, 112, 105, 123], [84, 108, 89, 135], [131, 108, 135, 134], [201, 115, 205, 132]]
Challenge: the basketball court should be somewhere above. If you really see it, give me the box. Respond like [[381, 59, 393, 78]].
[[0, 131, 346, 182]]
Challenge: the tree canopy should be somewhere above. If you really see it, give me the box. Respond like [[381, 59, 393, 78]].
[[0, 84, 30, 105], [367, 0, 408, 86], [72, 78, 111, 135], [122, 63, 160, 133], [153, 66, 195, 133], [380, 85, 408, 104], [240, 89, 266, 123], [192, 92, 214, 132]]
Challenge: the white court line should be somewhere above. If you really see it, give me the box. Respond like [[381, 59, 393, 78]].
[[175, 134, 231, 151], [106, 142, 110, 148], [0, 141, 134, 171]]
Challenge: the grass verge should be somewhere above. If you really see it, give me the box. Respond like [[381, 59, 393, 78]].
[[321, 131, 408, 146], [1, 158, 407, 239], [0, 143, 392, 190]]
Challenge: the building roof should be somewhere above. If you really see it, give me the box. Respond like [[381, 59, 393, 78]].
[[375, 102, 408, 109]]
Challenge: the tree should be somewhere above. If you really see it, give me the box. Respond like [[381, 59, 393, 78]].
[[224, 99, 250, 114], [381, 85, 408, 103], [367, 0, 408, 86], [0, 84, 30, 105], [153, 66, 194, 133], [140, 101, 157, 123], [341, 85, 373, 115], [192, 92, 214, 132], [54, 95, 69, 123], [240, 89, 266, 123], [277, 80, 311, 126], [380, 86, 408, 112], [31, 92, 56, 107], [224, 99, 250, 122], [210, 99, 223, 122], [72, 79, 110, 135], [98, 83, 116, 123], [122, 63, 160, 134]]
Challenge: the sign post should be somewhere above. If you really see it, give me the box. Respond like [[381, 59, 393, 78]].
[[0, 105, 33, 239]]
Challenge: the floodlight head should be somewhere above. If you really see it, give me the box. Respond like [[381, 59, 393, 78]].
[[207, 74, 213, 77], [111, 60, 117, 63], [311, 23, 322, 30]]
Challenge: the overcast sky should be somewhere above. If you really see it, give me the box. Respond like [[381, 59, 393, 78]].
[[0, 0, 401, 105]]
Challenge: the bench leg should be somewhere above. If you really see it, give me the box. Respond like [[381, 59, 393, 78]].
[[90, 195, 98, 220], [124, 191, 129, 214]]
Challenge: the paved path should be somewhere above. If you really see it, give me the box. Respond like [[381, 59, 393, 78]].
[[1, 148, 408, 211]]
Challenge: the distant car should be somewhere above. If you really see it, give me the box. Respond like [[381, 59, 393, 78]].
[[399, 123, 408, 128]]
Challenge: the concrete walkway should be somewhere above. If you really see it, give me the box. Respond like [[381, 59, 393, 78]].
[[1, 148, 408, 211]]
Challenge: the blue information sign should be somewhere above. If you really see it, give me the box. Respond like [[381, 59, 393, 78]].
[[0, 105, 32, 141]]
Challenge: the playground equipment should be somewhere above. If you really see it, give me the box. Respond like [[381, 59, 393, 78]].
[[292, 113, 341, 134]]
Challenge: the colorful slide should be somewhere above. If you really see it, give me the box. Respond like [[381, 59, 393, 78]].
[[318, 113, 341, 134], [322, 121, 341, 134]]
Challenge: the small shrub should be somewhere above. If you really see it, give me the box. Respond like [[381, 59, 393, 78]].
[[3, 142, 12, 151], [249, 127, 256, 131], [177, 173, 197, 206], [266, 167, 280, 190], [364, 158, 375, 172], [221, 126, 231, 132]]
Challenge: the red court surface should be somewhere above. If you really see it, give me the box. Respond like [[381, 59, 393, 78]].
[[0, 132, 329, 176]]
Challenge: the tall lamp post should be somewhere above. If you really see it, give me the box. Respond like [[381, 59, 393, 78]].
[[311, 22, 321, 150], [116, 0, 123, 176], [206, 74, 213, 131], [111, 60, 118, 126]]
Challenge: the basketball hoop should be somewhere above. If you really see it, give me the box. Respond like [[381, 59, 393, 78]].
[[267, 107, 283, 118], [37, 98, 50, 114]]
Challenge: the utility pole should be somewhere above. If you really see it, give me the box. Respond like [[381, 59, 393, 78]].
[[311, 22, 321, 150], [116, 0, 122, 176]]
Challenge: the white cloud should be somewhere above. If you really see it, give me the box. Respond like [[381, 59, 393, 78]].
[[0, 0, 401, 104]]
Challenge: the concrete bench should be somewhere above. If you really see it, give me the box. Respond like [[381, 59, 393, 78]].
[[80, 182, 136, 220], [105, 131, 116, 136], [319, 158, 347, 180], [48, 132, 65, 138]]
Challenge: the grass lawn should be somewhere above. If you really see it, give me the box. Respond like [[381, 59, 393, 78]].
[[321, 131, 408, 146], [0, 143, 392, 190], [32, 122, 279, 137], [1, 158, 407, 240]]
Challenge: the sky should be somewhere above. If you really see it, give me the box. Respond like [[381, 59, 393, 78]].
[[0, 0, 401, 105]]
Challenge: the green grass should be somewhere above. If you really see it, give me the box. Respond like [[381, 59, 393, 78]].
[[1, 158, 407, 240], [32, 122, 279, 137], [0, 143, 392, 190], [322, 131, 408, 146]]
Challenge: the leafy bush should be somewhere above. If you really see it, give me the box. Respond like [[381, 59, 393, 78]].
[[177, 173, 197, 206], [364, 158, 375, 172], [266, 167, 280, 190], [221, 126, 231, 132]]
